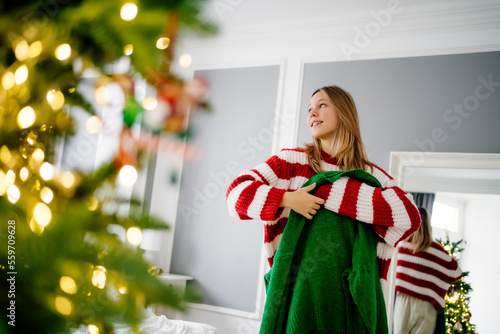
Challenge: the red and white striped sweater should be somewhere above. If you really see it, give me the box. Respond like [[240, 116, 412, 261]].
[[395, 240, 463, 310], [226, 148, 421, 293]]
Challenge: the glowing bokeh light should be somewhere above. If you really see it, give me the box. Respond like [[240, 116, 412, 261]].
[[120, 3, 138, 21], [17, 106, 36, 129]]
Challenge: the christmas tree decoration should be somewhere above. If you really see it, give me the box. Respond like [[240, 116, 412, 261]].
[[438, 238, 477, 334], [0, 0, 217, 333]]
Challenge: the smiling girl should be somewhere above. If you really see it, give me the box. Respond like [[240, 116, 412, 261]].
[[226, 85, 421, 295]]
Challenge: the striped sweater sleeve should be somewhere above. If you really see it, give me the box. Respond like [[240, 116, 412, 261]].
[[313, 165, 421, 247], [226, 154, 287, 221]]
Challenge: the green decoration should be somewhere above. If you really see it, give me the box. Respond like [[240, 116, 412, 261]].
[[438, 238, 477, 334], [0, 1, 216, 333]]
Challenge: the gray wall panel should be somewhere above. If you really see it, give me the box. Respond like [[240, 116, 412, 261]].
[[171, 66, 280, 312], [298, 51, 500, 171]]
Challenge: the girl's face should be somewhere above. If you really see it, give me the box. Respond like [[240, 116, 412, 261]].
[[307, 90, 339, 143]]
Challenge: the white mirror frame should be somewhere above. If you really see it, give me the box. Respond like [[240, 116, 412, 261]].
[[386, 151, 500, 333], [389, 151, 500, 191]]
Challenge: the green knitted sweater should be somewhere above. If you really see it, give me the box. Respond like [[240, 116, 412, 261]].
[[260, 170, 388, 334]]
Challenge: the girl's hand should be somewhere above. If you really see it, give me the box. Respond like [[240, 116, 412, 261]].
[[279, 183, 325, 219]]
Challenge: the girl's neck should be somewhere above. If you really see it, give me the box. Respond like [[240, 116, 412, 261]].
[[320, 139, 335, 157]]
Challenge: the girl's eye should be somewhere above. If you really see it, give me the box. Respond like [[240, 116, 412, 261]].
[[320, 103, 326, 108]]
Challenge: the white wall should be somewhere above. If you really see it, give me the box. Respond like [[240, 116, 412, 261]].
[[459, 193, 500, 333]]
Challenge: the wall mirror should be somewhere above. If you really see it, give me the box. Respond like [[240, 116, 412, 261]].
[[387, 151, 500, 333]]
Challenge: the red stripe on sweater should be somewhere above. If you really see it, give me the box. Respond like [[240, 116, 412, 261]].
[[396, 286, 443, 310], [264, 218, 288, 243], [313, 183, 333, 201], [266, 154, 315, 181], [260, 187, 286, 221], [398, 247, 460, 271], [378, 257, 391, 280], [226, 168, 269, 199], [371, 187, 394, 227], [268, 256, 274, 267], [235, 182, 262, 218], [370, 188, 392, 239], [396, 272, 448, 298], [397, 259, 460, 284], [338, 178, 362, 218], [226, 175, 248, 199]]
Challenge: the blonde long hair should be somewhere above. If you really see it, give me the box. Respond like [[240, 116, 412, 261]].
[[305, 85, 372, 173], [408, 207, 433, 252]]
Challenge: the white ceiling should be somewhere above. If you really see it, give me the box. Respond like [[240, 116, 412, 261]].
[[203, 0, 500, 27]]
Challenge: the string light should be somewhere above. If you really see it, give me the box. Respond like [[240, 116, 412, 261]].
[[123, 44, 133, 56], [46, 90, 65, 110], [6, 170, 15, 184], [29, 217, 44, 235], [7, 184, 20, 203], [88, 324, 100, 334], [156, 37, 170, 50], [120, 3, 138, 21], [40, 187, 54, 203], [118, 284, 128, 294], [55, 43, 71, 61], [59, 171, 75, 189], [40, 162, 55, 180], [91, 266, 107, 289], [33, 202, 52, 227], [118, 165, 137, 186], [85, 116, 102, 134], [20, 167, 29, 181], [14, 40, 29, 61], [0, 146, 12, 164], [55, 296, 72, 315], [14, 64, 28, 84], [179, 53, 192, 68], [142, 96, 157, 110], [1, 71, 15, 90], [32, 148, 45, 163], [94, 86, 107, 105], [126, 227, 142, 246], [17, 106, 36, 129], [0, 170, 6, 196], [87, 196, 98, 211], [60, 276, 78, 294], [28, 41, 43, 58]]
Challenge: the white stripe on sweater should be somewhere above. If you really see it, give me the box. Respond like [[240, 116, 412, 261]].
[[264, 234, 282, 258], [396, 279, 445, 306], [325, 176, 348, 212], [382, 188, 411, 246], [397, 265, 451, 291], [248, 186, 270, 218], [397, 252, 460, 278], [227, 180, 252, 218], [356, 183, 375, 223]]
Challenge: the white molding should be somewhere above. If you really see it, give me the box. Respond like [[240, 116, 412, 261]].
[[389, 151, 500, 190], [184, 5, 500, 50], [186, 302, 261, 320]]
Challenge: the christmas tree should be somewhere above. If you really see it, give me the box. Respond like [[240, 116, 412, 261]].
[[1, 1, 216, 333], [438, 239, 477, 334]]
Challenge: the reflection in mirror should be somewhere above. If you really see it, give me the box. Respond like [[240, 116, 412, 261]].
[[388, 152, 500, 334]]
